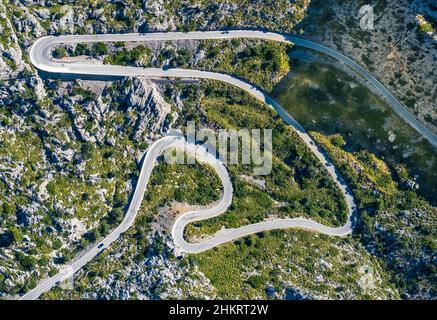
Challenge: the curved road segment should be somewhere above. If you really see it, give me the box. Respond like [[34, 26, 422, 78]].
[[21, 30, 370, 299], [30, 30, 437, 147]]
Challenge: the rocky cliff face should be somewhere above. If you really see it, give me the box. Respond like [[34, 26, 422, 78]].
[[123, 78, 173, 141]]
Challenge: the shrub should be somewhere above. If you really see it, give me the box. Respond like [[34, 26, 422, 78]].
[[91, 42, 108, 57], [247, 275, 267, 289], [52, 47, 67, 59]]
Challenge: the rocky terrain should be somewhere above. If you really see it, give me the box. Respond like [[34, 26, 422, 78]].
[[45, 231, 218, 300], [0, 0, 182, 293], [0, 0, 435, 300], [44, 228, 399, 300], [299, 0, 437, 133], [0, 73, 178, 296]]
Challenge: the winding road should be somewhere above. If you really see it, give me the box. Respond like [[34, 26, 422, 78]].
[[20, 29, 417, 299], [30, 30, 437, 148]]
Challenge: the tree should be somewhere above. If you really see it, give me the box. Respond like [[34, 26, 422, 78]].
[[16, 252, 35, 271], [331, 134, 346, 147], [74, 43, 89, 56], [0, 231, 13, 248], [80, 142, 94, 160], [99, 220, 109, 235], [113, 183, 127, 206], [91, 42, 108, 57], [84, 229, 100, 243], [80, 237, 89, 249], [130, 45, 147, 61], [52, 239, 62, 250], [114, 41, 125, 48], [106, 208, 124, 225], [53, 47, 67, 59]]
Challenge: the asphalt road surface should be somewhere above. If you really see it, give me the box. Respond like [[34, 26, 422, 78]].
[[30, 30, 437, 147], [21, 30, 366, 299]]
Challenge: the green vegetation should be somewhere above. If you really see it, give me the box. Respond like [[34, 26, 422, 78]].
[[171, 82, 348, 240], [39, 79, 424, 300], [184, 126, 435, 299], [419, 22, 435, 33], [73, 43, 90, 56], [190, 229, 397, 299], [71, 84, 96, 102], [0, 9, 12, 48], [167, 0, 307, 32], [91, 42, 108, 57], [56, 42, 150, 67], [65, 42, 109, 58], [2, 0, 435, 298], [273, 60, 437, 205], [104, 39, 291, 91], [41, 127, 397, 300], [42, 155, 222, 299], [312, 132, 437, 297], [197, 39, 292, 91], [53, 38, 290, 92], [24, 0, 306, 35], [417, 15, 435, 34], [51, 36, 292, 93], [0, 79, 142, 295], [177, 78, 435, 298], [52, 47, 67, 59], [103, 44, 150, 66], [272, 58, 436, 297], [145, 155, 222, 206], [0, 6, 18, 70]]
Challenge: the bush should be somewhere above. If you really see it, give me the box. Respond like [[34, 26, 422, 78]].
[[52, 47, 67, 59], [91, 42, 108, 57], [16, 252, 36, 271], [247, 275, 267, 289], [1, 202, 16, 218], [104, 45, 148, 66], [80, 143, 94, 160], [10, 226, 23, 243], [52, 239, 62, 250], [0, 231, 14, 248], [73, 43, 89, 56], [106, 208, 124, 225]]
